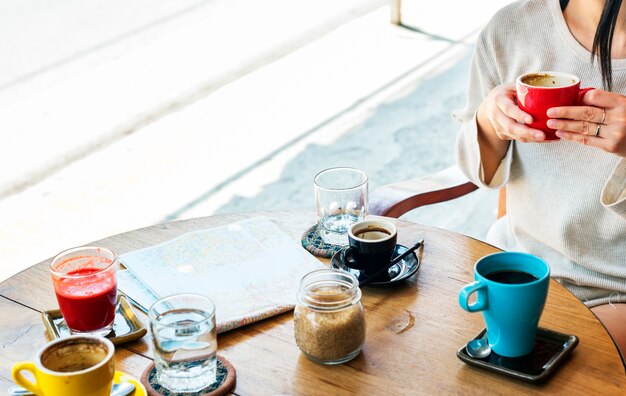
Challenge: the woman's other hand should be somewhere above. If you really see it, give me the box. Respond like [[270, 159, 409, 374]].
[[548, 89, 626, 157], [477, 83, 548, 143]]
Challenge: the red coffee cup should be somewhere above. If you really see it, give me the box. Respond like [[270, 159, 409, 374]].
[[516, 71, 594, 140]]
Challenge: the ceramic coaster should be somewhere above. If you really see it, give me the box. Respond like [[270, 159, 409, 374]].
[[141, 355, 236, 396], [301, 224, 344, 258]]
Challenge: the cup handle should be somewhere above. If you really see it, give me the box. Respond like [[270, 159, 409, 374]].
[[12, 362, 41, 395], [341, 247, 361, 269], [459, 280, 488, 313], [578, 87, 595, 104]]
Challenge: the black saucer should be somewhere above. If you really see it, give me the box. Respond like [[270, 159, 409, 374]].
[[330, 244, 420, 286]]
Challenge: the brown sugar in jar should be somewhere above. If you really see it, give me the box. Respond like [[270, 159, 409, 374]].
[[294, 269, 365, 364]]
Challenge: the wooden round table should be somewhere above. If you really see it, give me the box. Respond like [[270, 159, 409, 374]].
[[1, 211, 624, 394]]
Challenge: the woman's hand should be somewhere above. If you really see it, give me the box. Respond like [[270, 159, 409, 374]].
[[477, 83, 547, 143], [548, 89, 626, 157], [476, 83, 548, 184]]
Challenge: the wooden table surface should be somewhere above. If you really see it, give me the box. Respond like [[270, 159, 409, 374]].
[[1, 211, 624, 395]]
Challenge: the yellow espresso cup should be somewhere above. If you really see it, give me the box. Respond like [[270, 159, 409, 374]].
[[12, 335, 115, 396]]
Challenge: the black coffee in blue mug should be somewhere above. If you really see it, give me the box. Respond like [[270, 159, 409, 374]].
[[459, 252, 550, 357], [341, 219, 397, 281]]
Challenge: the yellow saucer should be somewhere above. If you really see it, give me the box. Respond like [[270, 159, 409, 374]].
[[115, 371, 146, 396]]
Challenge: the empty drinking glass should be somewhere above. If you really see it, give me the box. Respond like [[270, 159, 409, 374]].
[[149, 294, 217, 393], [314, 167, 368, 245]]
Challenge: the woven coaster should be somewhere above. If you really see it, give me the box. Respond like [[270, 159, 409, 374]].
[[301, 224, 344, 258], [141, 355, 235, 396]]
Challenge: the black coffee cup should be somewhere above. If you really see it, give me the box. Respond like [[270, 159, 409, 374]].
[[341, 219, 397, 281]]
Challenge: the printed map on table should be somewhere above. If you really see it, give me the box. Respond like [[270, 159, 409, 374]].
[[119, 216, 325, 333]]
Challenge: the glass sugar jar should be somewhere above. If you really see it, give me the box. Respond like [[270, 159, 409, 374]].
[[294, 269, 366, 364]]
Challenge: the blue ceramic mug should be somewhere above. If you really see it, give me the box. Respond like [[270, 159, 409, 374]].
[[459, 252, 550, 357]]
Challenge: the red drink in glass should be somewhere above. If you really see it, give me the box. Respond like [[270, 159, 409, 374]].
[[50, 247, 118, 336]]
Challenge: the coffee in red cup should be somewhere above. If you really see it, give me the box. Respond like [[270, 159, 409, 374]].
[[516, 71, 593, 140]]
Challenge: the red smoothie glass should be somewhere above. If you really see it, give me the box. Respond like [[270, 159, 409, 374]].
[[49, 246, 118, 336]]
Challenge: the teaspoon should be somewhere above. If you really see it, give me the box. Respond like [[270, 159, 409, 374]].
[[358, 239, 424, 286], [9, 381, 135, 396], [466, 332, 491, 359]]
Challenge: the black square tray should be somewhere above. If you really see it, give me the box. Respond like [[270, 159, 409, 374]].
[[457, 327, 579, 383]]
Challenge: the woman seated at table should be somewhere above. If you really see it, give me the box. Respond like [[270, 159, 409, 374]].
[[454, 0, 626, 356]]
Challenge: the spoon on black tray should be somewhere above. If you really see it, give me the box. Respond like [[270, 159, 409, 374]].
[[466, 332, 491, 359]]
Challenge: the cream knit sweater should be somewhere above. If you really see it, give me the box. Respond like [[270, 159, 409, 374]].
[[454, 0, 626, 307]]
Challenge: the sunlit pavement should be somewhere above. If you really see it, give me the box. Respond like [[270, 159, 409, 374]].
[[0, 1, 511, 281]]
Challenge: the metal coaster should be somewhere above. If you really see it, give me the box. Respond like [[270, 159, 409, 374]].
[[141, 355, 236, 396], [41, 295, 147, 345], [301, 224, 344, 258]]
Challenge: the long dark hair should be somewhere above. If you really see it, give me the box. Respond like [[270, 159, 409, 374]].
[[561, 0, 623, 91]]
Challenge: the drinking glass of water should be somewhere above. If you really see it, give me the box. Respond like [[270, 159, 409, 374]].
[[149, 294, 217, 393], [314, 167, 368, 245]]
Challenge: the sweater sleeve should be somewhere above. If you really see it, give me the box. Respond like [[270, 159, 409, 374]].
[[453, 29, 513, 189], [601, 158, 626, 219]]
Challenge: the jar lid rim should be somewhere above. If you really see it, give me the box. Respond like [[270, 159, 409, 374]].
[[298, 269, 361, 310]]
